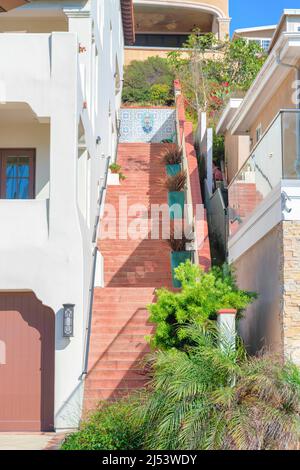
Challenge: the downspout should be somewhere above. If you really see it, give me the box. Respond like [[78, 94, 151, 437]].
[[276, 51, 300, 177]]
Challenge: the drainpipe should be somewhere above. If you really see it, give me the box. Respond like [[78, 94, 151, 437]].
[[276, 51, 300, 177]]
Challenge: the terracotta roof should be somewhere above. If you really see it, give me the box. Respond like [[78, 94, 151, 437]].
[[0, 0, 29, 12], [121, 0, 135, 45]]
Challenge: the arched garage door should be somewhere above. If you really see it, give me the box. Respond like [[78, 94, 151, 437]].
[[0, 292, 55, 431]]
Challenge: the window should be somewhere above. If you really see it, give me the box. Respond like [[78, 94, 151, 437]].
[[248, 38, 271, 52], [135, 34, 190, 48], [261, 39, 271, 51], [0, 149, 35, 199]]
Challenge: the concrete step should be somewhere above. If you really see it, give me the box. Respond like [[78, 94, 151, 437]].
[[85, 378, 148, 391]]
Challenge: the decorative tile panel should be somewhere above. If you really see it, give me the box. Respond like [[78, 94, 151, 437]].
[[120, 108, 176, 143]]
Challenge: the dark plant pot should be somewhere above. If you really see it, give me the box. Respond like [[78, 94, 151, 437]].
[[171, 251, 192, 288], [168, 191, 185, 220], [166, 164, 181, 176]]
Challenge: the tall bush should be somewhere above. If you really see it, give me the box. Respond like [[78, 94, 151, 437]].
[[122, 56, 175, 105], [148, 261, 256, 350], [168, 31, 266, 124]]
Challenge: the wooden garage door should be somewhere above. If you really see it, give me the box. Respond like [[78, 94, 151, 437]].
[[0, 292, 55, 431]]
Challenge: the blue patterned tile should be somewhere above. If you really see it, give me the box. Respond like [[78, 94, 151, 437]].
[[120, 108, 176, 143]]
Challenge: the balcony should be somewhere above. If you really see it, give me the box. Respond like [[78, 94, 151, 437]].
[[228, 110, 300, 237]]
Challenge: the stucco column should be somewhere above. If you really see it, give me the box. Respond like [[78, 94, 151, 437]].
[[217, 309, 237, 351], [217, 18, 231, 41], [64, 8, 92, 110]]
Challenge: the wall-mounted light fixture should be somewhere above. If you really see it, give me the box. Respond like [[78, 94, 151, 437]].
[[63, 304, 75, 338]]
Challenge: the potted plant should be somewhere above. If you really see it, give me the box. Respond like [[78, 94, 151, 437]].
[[168, 230, 193, 288], [108, 163, 126, 186], [165, 170, 186, 220], [163, 146, 182, 176]]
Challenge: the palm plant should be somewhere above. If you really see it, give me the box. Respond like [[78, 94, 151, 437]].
[[163, 146, 182, 165], [165, 171, 187, 192], [135, 322, 300, 450]]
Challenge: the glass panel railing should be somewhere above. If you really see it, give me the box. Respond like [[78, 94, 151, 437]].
[[228, 112, 283, 236], [282, 111, 300, 179], [229, 110, 300, 236]]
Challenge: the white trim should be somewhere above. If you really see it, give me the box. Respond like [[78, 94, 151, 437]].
[[217, 17, 231, 24], [229, 33, 300, 135], [63, 9, 90, 19], [133, 0, 227, 19], [216, 98, 243, 134], [228, 183, 282, 263], [234, 25, 277, 34], [270, 9, 300, 51]]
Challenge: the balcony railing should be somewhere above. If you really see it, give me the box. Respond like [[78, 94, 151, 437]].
[[228, 110, 300, 236]]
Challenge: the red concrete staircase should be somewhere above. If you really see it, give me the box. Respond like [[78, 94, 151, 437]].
[[84, 143, 174, 412]]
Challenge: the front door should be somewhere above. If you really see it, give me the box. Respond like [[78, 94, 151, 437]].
[[0, 149, 35, 199], [0, 292, 55, 431]]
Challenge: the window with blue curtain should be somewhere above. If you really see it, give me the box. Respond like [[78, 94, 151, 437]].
[[5, 157, 30, 199], [0, 150, 35, 199]]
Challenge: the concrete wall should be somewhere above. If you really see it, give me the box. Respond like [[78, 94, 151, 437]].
[[234, 220, 300, 366], [0, 17, 68, 32], [235, 29, 275, 40], [124, 48, 171, 65], [234, 225, 283, 357], [249, 68, 296, 147], [224, 132, 250, 183]]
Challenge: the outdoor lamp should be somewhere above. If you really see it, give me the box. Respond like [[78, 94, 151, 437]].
[[63, 304, 75, 338]]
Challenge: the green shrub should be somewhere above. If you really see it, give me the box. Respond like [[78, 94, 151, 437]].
[[149, 84, 171, 105], [61, 400, 142, 450], [122, 57, 174, 105], [138, 323, 300, 450], [148, 261, 256, 350], [109, 163, 126, 181]]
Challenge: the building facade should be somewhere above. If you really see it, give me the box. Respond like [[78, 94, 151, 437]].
[[216, 98, 250, 184], [233, 25, 277, 52], [220, 10, 300, 365], [0, 0, 134, 431], [125, 0, 230, 65]]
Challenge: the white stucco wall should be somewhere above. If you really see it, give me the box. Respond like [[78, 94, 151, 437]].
[[0, 0, 125, 429]]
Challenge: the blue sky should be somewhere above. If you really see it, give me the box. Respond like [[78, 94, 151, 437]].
[[230, 0, 300, 33]]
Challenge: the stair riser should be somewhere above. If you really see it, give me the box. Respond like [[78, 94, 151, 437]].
[[84, 142, 181, 411]]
